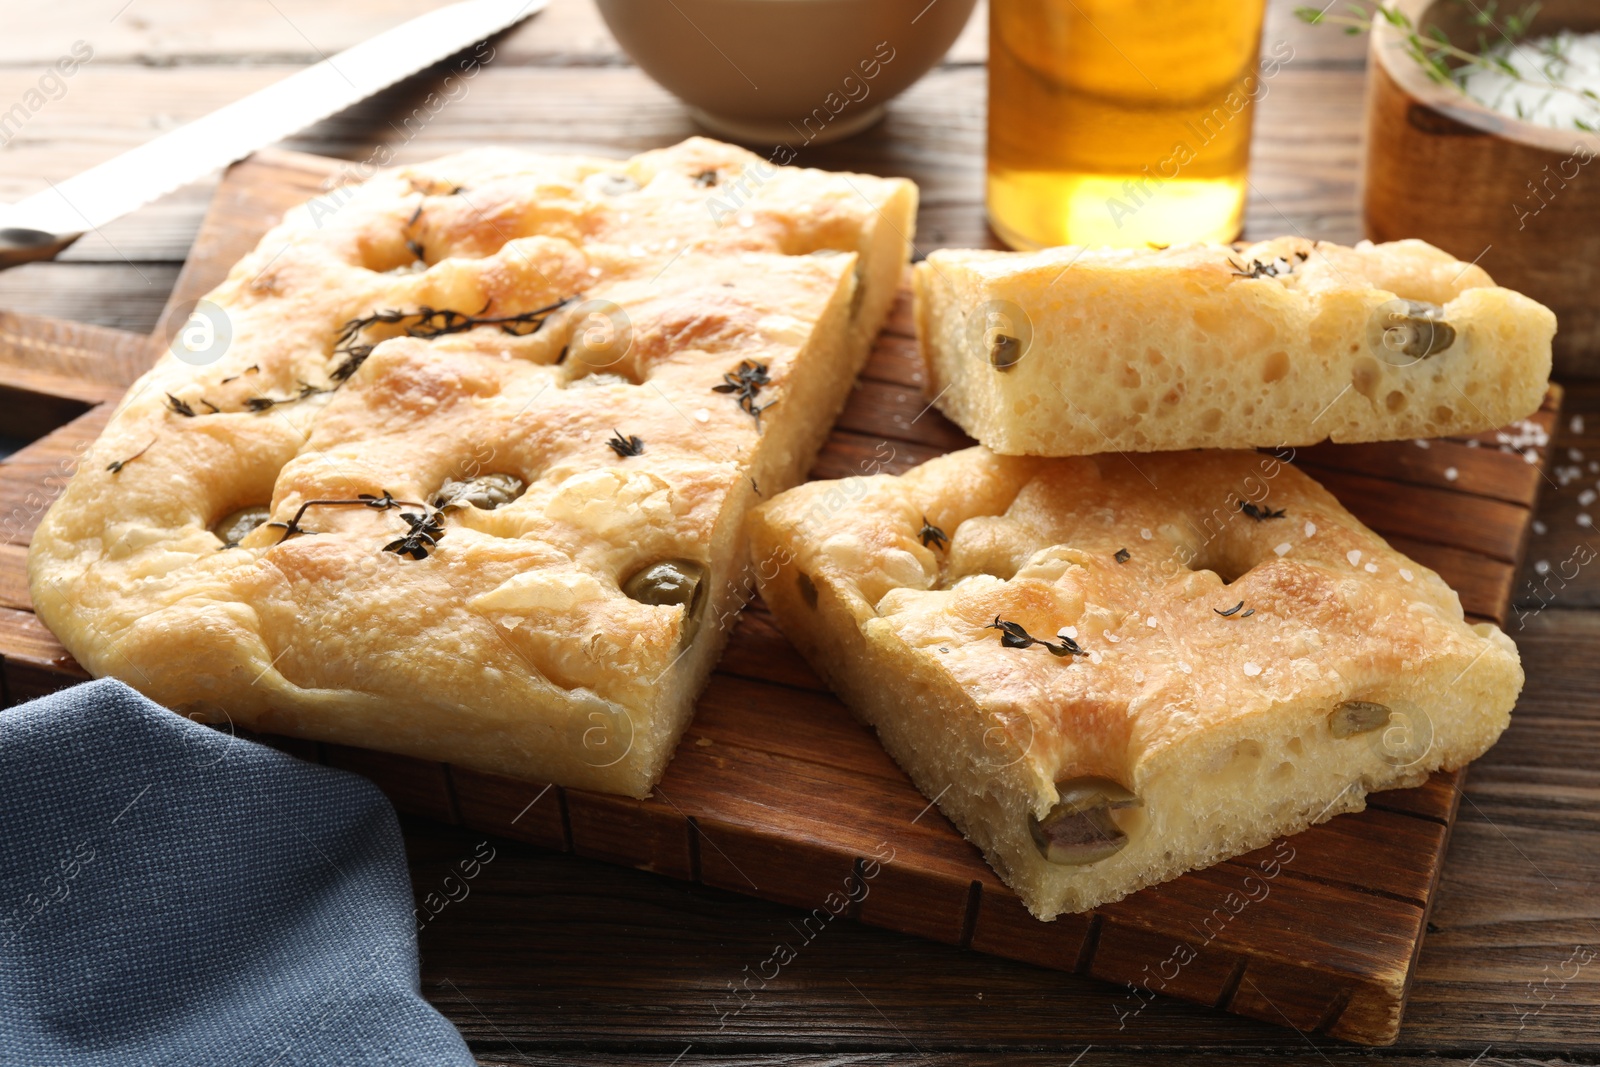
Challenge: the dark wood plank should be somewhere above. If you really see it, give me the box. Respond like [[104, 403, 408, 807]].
[[449, 768, 568, 853], [1296, 438, 1544, 507], [0, 404, 109, 548], [1516, 381, 1600, 612], [714, 605, 825, 692], [1305, 467, 1532, 564], [0, 604, 86, 705], [0, 543, 29, 612], [322, 743, 459, 824]]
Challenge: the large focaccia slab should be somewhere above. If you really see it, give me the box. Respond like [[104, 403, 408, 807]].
[[749, 447, 1521, 918], [915, 237, 1554, 456], [28, 138, 916, 798]]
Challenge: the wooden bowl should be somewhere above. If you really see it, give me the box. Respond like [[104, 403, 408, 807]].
[[1364, 0, 1600, 375]]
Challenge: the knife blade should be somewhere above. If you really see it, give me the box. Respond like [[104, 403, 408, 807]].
[[0, 0, 545, 267]]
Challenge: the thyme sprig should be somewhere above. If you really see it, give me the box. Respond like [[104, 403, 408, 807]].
[[331, 296, 576, 383], [244, 381, 330, 411], [106, 439, 155, 474], [267, 492, 427, 543], [919, 517, 949, 550], [986, 616, 1087, 658]]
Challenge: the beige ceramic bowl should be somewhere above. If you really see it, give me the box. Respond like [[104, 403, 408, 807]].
[[596, 0, 977, 145]]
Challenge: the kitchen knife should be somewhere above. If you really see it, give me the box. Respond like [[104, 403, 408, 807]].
[[0, 0, 545, 270]]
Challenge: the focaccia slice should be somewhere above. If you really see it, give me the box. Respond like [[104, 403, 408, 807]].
[[28, 138, 916, 798], [915, 237, 1554, 456], [749, 446, 1521, 918]]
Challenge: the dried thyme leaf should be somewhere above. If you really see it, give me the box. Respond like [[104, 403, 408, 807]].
[[1239, 501, 1286, 521], [606, 430, 645, 458], [986, 616, 1086, 658]]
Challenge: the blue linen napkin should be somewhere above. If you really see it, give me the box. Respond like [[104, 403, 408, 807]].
[[0, 678, 474, 1067]]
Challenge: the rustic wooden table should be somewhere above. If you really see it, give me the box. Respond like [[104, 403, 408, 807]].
[[3, 1, 1597, 1063]]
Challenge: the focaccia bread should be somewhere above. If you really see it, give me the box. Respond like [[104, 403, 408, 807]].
[[749, 446, 1521, 918], [28, 137, 916, 798], [915, 237, 1554, 456]]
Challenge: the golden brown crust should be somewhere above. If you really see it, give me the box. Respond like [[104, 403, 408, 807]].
[[28, 137, 917, 797], [750, 447, 1522, 917]]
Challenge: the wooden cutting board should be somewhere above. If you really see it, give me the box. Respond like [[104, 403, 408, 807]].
[[0, 149, 1562, 1046]]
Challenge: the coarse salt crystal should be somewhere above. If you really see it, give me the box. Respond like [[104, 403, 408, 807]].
[[1274, 542, 1291, 556], [1572, 448, 1587, 463], [1459, 30, 1600, 130], [1581, 514, 1594, 528], [1304, 521, 1317, 537], [1089, 651, 1103, 664], [1347, 549, 1363, 566], [1399, 568, 1414, 582], [1444, 467, 1459, 481], [1364, 562, 1378, 573], [1533, 520, 1548, 535], [1146, 616, 1159, 628], [693, 409, 711, 423], [1574, 415, 1587, 435], [1535, 560, 1551, 575], [1140, 528, 1153, 541], [1415, 439, 1430, 449], [1242, 662, 1262, 677], [1060, 626, 1078, 640], [1582, 489, 1598, 507]]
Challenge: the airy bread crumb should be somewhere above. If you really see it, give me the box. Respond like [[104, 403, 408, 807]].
[[915, 237, 1554, 456]]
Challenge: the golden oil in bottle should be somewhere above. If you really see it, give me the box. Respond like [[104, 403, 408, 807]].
[[987, 0, 1276, 250]]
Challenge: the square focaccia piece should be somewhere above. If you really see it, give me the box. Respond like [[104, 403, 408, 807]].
[[749, 446, 1521, 918], [915, 237, 1554, 456], [28, 138, 916, 798]]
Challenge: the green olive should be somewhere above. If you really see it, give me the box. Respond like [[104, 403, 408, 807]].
[[1387, 301, 1456, 359], [214, 506, 271, 548], [623, 560, 706, 617], [990, 333, 1023, 371], [434, 473, 525, 511], [1329, 700, 1392, 738], [1028, 776, 1142, 866]]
